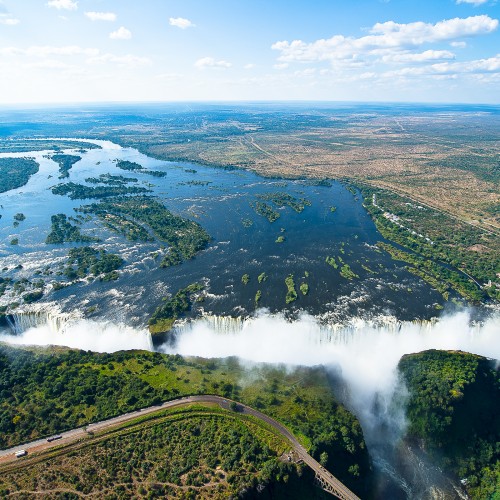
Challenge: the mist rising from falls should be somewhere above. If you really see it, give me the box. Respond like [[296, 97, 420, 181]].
[[5, 307, 81, 335], [0, 309, 152, 353], [164, 310, 499, 446]]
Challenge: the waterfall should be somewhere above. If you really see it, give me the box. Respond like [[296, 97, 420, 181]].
[[5, 305, 81, 335], [171, 312, 456, 351], [0, 304, 153, 353]]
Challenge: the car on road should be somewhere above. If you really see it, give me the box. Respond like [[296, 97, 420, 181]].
[[15, 450, 27, 458], [47, 435, 62, 442]]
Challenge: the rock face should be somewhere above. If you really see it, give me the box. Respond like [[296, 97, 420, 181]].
[[398, 349, 500, 500]]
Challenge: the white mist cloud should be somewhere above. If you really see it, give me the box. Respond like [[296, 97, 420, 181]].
[[47, 0, 78, 11], [167, 311, 500, 367], [169, 17, 195, 29], [85, 11, 117, 22], [109, 27, 132, 40], [0, 319, 152, 353], [164, 311, 500, 445]]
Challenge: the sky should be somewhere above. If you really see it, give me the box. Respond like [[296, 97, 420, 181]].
[[0, 0, 499, 104]]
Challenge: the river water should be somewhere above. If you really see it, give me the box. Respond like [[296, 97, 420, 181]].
[[0, 138, 450, 327]]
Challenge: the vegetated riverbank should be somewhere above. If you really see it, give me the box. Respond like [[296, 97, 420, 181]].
[[0, 344, 372, 498], [398, 349, 500, 500], [358, 183, 499, 304]]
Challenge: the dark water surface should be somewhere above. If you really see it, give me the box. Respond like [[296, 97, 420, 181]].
[[0, 138, 448, 327]]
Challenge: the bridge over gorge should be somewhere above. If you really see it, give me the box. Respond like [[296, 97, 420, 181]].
[[0, 394, 361, 499]]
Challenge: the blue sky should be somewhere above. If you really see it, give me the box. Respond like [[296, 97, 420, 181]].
[[0, 0, 499, 103]]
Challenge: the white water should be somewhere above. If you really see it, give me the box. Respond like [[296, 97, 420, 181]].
[[0, 312, 152, 353], [2, 308, 498, 438], [163, 310, 499, 445]]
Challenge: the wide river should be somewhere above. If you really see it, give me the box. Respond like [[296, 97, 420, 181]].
[[0, 138, 450, 329]]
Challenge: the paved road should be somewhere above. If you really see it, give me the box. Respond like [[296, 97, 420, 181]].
[[0, 395, 360, 500]]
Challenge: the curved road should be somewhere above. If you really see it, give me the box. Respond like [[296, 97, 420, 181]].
[[0, 395, 360, 500]]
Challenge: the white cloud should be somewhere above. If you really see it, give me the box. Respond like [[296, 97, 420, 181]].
[[272, 15, 498, 63], [244, 63, 256, 69], [450, 41, 467, 47], [0, 1, 19, 24], [384, 53, 500, 77], [86, 53, 151, 67], [0, 16, 19, 25], [169, 17, 195, 29], [85, 11, 116, 22], [382, 49, 456, 63], [46, 0, 78, 11], [109, 27, 132, 40], [0, 45, 100, 57], [26, 59, 72, 70], [194, 57, 231, 69], [155, 72, 182, 81], [273, 63, 289, 70], [294, 68, 316, 77], [456, 0, 488, 5]]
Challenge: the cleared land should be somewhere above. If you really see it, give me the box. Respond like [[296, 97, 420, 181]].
[[99, 108, 499, 233]]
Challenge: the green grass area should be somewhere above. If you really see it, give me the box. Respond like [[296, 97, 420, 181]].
[[85, 173, 139, 185], [116, 159, 143, 171], [250, 201, 280, 223], [46, 213, 100, 244], [398, 350, 500, 500], [339, 264, 359, 280], [115, 159, 166, 177], [64, 246, 124, 281], [0, 157, 39, 193], [0, 345, 371, 496], [0, 140, 100, 154], [51, 154, 81, 179], [285, 274, 298, 304], [51, 181, 150, 199], [149, 283, 204, 335], [258, 192, 311, 213], [78, 196, 210, 266], [325, 256, 338, 269]]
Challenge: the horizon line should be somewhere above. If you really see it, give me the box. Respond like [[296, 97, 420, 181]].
[[1, 99, 500, 110]]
